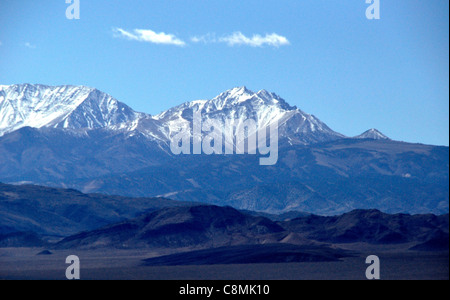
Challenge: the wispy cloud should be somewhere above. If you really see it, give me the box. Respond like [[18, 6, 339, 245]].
[[219, 32, 290, 47], [113, 28, 186, 47], [24, 42, 36, 49], [113, 28, 289, 48], [191, 32, 290, 48]]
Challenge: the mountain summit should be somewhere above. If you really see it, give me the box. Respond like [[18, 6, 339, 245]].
[[0, 84, 143, 136], [355, 128, 390, 140], [148, 86, 345, 145]]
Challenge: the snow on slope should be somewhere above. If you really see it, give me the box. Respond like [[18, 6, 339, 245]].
[[354, 128, 390, 140], [0, 84, 143, 136], [0, 84, 346, 146], [149, 86, 345, 145]]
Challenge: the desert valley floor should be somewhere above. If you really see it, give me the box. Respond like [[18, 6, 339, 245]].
[[1, 245, 448, 280]]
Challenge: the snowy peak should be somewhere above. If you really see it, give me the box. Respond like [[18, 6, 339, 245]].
[[355, 128, 390, 140], [150, 86, 345, 145], [220, 86, 252, 101], [0, 84, 143, 136], [153, 86, 292, 121], [206, 86, 255, 111], [205, 86, 294, 112], [54, 88, 143, 130]]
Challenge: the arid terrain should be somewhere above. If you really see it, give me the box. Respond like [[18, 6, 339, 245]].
[[0, 245, 448, 280]]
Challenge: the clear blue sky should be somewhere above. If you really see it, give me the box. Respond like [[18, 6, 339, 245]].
[[0, 0, 448, 145]]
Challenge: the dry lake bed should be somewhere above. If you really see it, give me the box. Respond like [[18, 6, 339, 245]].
[[0, 246, 448, 280]]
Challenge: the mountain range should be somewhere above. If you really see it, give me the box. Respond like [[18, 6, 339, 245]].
[[53, 204, 448, 251], [1, 182, 447, 255], [0, 84, 343, 144], [0, 83, 448, 215], [0, 182, 193, 237]]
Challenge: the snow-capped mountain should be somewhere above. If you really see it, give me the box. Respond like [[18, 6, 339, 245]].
[[0, 84, 447, 216], [354, 128, 390, 140], [135, 86, 345, 146], [0, 84, 143, 136], [0, 84, 344, 145]]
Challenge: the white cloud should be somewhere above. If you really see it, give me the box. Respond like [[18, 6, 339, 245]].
[[113, 28, 186, 47], [219, 32, 290, 47], [113, 28, 289, 48], [24, 42, 36, 49], [190, 32, 290, 48]]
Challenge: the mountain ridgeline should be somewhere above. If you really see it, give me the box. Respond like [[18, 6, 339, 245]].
[[0, 84, 448, 215], [1, 183, 447, 253]]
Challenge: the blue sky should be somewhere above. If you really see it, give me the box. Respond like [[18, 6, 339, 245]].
[[0, 0, 448, 145]]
